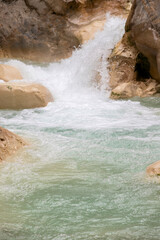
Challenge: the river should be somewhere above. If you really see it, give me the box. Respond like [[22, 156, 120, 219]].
[[0, 15, 159, 240]]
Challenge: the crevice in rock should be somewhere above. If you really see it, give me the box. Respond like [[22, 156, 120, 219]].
[[135, 53, 151, 81], [24, 0, 40, 16], [51, 11, 65, 17]]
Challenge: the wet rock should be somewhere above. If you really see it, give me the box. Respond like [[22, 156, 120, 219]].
[[0, 64, 23, 82], [0, 83, 53, 109], [146, 161, 160, 177], [0, 126, 26, 161]]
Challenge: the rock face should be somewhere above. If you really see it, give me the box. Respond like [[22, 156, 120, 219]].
[[146, 161, 160, 177], [109, 33, 138, 91], [0, 64, 23, 82], [126, 0, 160, 81], [0, 0, 132, 62], [63, 0, 132, 44], [108, 0, 160, 99], [109, 32, 160, 99], [0, 0, 80, 62], [0, 126, 26, 161], [0, 83, 53, 109]]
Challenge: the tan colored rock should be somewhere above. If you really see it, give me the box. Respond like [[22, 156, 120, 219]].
[[109, 32, 138, 90], [74, 19, 106, 43], [111, 82, 140, 99], [110, 79, 159, 100], [146, 161, 160, 177], [69, 0, 132, 44], [0, 64, 23, 82], [0, 83, 53, 109], [0, 127, 26, 161]]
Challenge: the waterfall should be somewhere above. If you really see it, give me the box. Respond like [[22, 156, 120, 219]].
[[3, 15, 125, 102]]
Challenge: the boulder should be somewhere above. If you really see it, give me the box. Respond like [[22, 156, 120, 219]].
[[125, 0, 160, 81], [0, 126, 26, 161], [0, 83, 53, 109], [146, 161, 160, 177], [0, 64, 23, 82]]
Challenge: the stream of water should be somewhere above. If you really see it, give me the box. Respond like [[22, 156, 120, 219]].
[[0, 15, 160, 240]]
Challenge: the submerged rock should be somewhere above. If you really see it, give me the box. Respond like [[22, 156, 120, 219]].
[[0, 126, 26, 161], [0, 83, 53, 109], [146, 161, 160, 177], [0, 64, 23, 82]]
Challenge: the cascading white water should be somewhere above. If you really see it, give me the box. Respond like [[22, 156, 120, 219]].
[[0, 15, 160, 240], [2, 15, 125, 102]]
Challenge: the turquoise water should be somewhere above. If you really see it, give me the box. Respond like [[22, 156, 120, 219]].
[[0, 16, 160, 240]]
